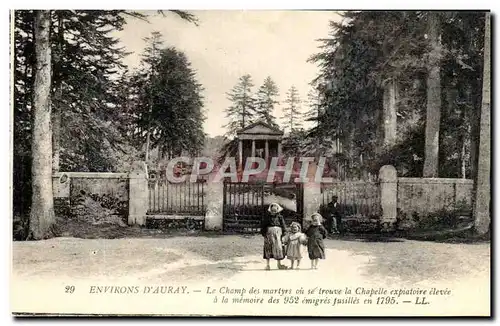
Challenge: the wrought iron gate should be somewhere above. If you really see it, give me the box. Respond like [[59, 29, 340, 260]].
[[146, 178, 207, 230], [222, 181, 304, 233], [319, 180, 382, 232]]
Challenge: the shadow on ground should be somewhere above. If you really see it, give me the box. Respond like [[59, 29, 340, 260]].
[[153, 261, 247, 283], [334, 234, 406, 243], [327, 235, 490, 285]]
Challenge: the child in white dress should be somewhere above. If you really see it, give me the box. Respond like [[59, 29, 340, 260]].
[[282, 222, 307, 269]]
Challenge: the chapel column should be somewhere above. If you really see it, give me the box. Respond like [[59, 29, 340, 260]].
[[265, 140, 269, 161], [238, 139, 243, 172], [251, 139, 256, 158]]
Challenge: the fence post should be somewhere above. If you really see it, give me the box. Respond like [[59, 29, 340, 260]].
[[128, 162, 149, 226], [379, 165, 398, 228], [205, 181, 224, 231]]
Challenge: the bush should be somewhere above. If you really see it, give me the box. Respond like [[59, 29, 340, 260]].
[[13, 215, 29, 241], [396, 206, 472, 232], [70, 190, 129, 226]]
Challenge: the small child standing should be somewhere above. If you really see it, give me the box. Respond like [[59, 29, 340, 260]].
[[282, 222, 306, 269], [305, 213, 328, 269]]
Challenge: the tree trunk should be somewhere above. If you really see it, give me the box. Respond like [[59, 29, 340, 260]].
[[445, 86, 461, 178], [460, 132, 467, 179], [473, 13, 491, 235], [423, 12, 442, 178], [29, 10, 56, 240], [383, 78, 398, 148], [52, 13, 63, 172], [469, 82, 480, 182], [460, 87, 471, 179], [145, 121, 151, 162], [52, 90, 61, 172]]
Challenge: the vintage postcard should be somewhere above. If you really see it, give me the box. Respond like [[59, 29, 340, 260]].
[[10, 9, 491, 317]]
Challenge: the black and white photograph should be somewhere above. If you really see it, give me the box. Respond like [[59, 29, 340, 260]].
[[9, 8, 491, 316]]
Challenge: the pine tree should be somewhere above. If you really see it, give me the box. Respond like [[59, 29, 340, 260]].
[[13, 10, 142, 172], [309, 11, 485, 177], [282, 85, 302, 133], [13, 9, 198, 224], [305, 87, 322, 126], [224, 74, 256, 136], [14, 10, 199, 172], [128, 34, 205, 162], [255, 76, 279, 127], [140, 31, 163, 162]]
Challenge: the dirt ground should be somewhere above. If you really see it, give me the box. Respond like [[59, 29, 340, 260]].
[[11, 233, 490, 316], [12, 233, 490, 285]]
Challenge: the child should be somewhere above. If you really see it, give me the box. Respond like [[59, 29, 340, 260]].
[[261, 203, 288, 270], [305, 213, 328, 269], [282, 222, 307, 269]]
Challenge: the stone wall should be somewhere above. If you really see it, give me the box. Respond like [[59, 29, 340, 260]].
[[50, 165, 476, 231], [397, 178, 473, 217], [53, 172, 130, 222]]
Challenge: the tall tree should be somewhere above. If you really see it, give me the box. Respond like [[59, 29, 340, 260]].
[[282, 85, 302, 133], [305, 87, 323, 126], [304, 87, 324, 159], [13, 10, 145, 173], [255, 76, 279, 127], [14, 10, 198, 170], [13, 11, 36, 216], [224, 74, 256, 136], [141, 31, 163, 162], [422, 12, 443, 177], [13, 10, 198, 221], [29, 10, 56, 240], [473, 12, 490, 235], [128, 39, 205, 162], [383, 79, 398, 148], [309, 11, 484, 178]]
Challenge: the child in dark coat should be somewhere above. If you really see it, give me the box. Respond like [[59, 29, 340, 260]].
[[305, 213, 328, 269]]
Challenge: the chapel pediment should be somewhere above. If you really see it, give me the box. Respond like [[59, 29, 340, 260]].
[[236, 121, 284, 136]]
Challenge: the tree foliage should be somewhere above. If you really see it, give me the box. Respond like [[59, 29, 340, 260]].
[[223, 74, 257, 137], [282, 85, 302, 133], [127, 33, 206, 161], [13, 10, 198, 219], [309, 11, 485, 178], [255, 76, 280, 127], [14, 10, 140, 173]]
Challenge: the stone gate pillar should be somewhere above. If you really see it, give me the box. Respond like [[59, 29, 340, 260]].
[[379, 165, 398, 228], [53, 172, 71, 217], [128, 162, 149, 226], [204, 181, 224, 231], [302, 173, 326, 230]]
